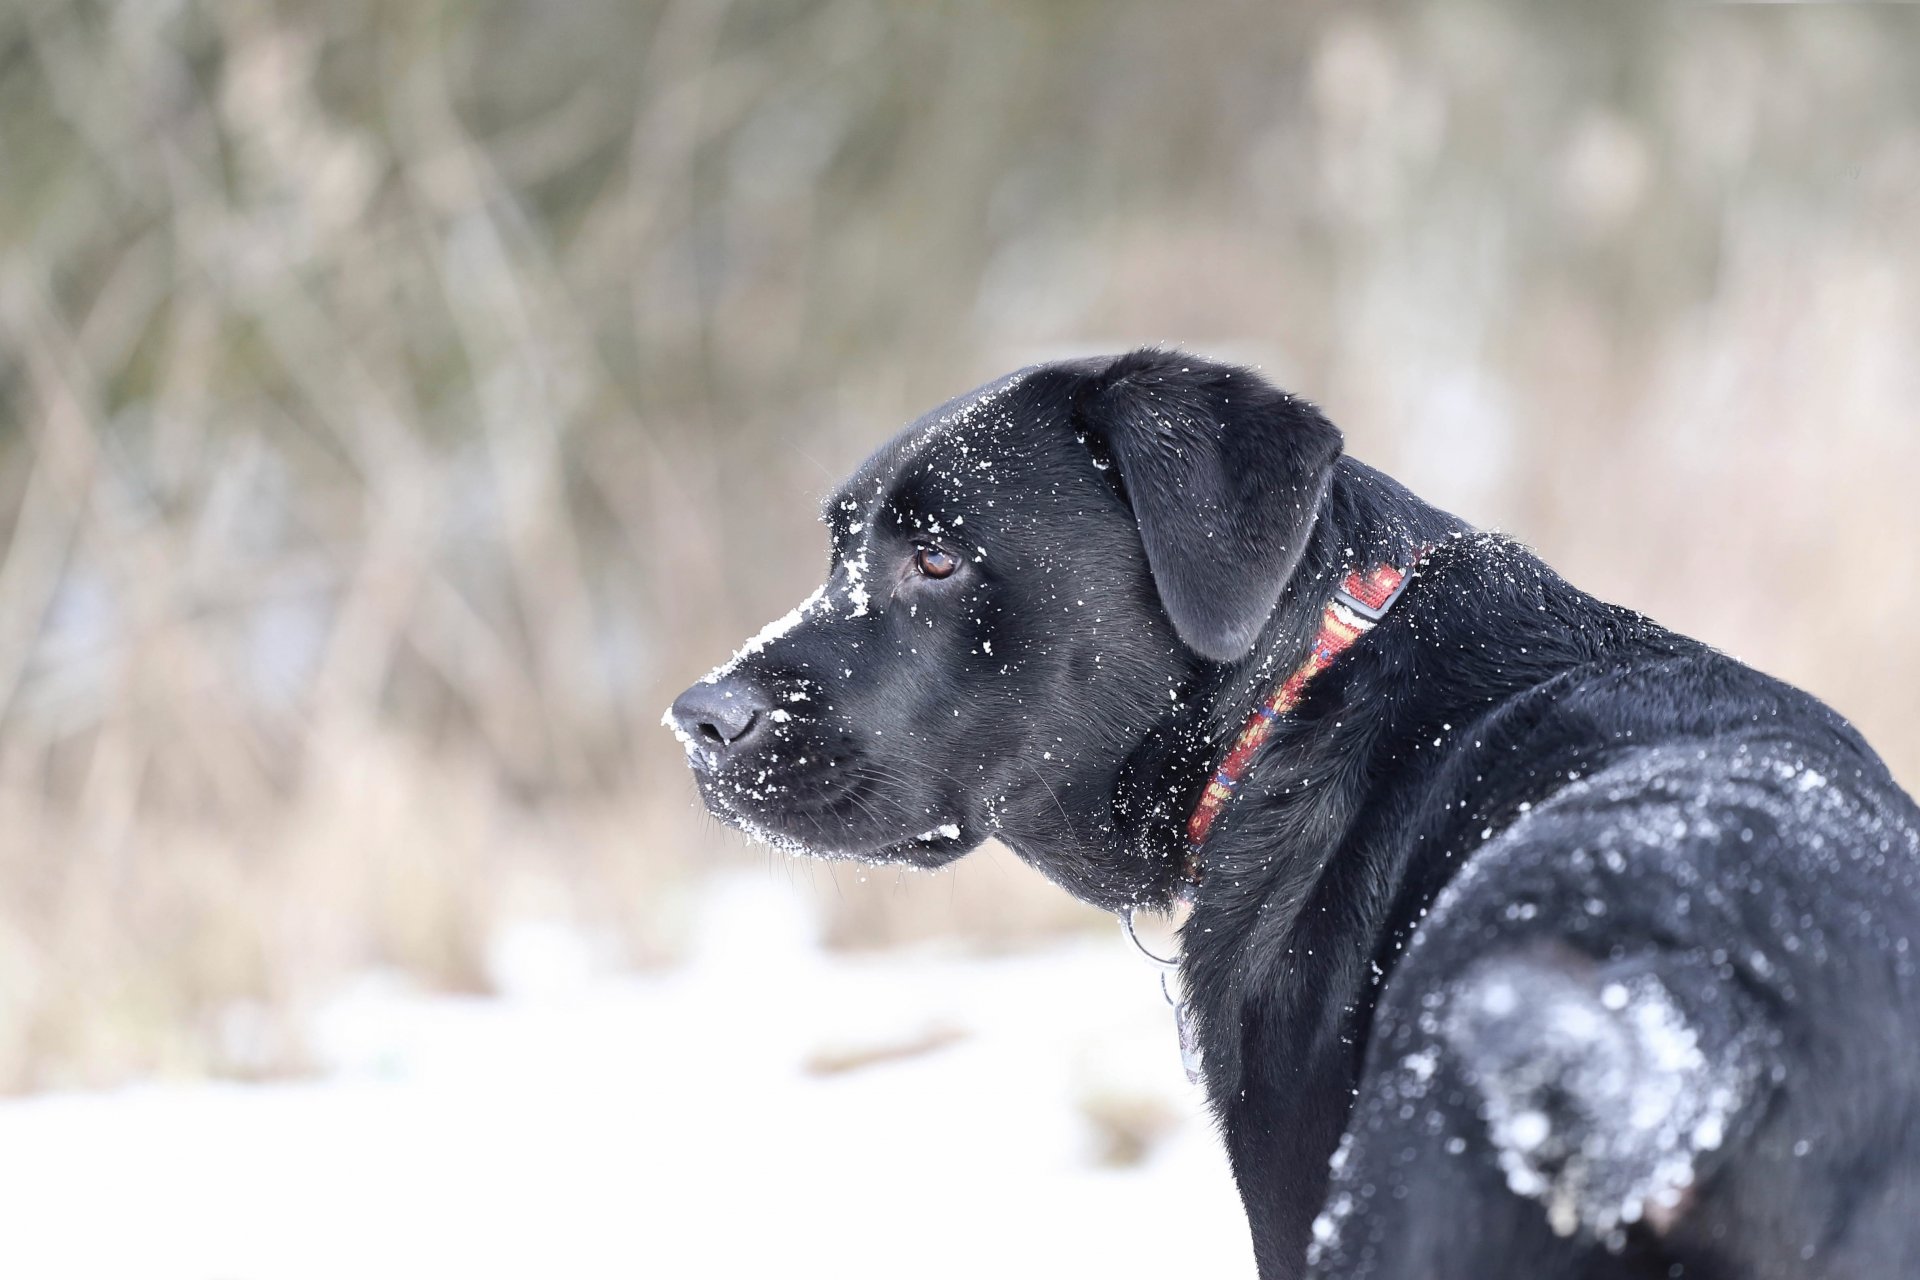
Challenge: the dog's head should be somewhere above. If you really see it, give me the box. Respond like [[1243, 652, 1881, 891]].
[[665, 350, 1343, 909]]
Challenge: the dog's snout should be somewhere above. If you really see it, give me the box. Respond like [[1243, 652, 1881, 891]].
[[669, 677, 769, 757]]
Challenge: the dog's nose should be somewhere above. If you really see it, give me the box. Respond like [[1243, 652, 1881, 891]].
[[668, 677, 770, 757]]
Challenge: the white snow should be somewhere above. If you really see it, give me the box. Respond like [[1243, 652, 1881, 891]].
[[0, 877, 1253, 1280], [1452, 967, 1749, 1241], [691, 585, 829, 688], [844, 547, 873, 618]]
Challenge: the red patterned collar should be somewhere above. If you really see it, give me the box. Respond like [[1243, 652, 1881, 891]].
[[1182, 551, 1429, 879]]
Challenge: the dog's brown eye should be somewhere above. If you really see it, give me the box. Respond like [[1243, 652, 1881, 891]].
[[915, 547, 958, 579]]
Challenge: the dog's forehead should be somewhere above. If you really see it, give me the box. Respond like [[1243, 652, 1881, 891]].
[[824, 370, 1041, 537]]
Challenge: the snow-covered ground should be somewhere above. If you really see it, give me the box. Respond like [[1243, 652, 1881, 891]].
[[0, 877, 1253, 1279]]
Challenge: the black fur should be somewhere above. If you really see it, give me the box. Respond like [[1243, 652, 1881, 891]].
[[667, 350, 1920, 1279]]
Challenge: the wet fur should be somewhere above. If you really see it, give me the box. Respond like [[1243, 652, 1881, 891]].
[[669, 350, 1920, 1279]]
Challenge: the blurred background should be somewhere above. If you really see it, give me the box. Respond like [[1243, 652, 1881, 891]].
[[1, 0, 1917, 1274]]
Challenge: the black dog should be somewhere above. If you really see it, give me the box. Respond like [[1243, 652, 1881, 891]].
[[666, 350, 1920, 1279]]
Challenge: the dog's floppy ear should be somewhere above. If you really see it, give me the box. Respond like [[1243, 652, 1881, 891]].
[[1071, 350, 1343, 662]]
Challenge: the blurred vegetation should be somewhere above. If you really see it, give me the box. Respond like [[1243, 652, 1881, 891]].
[[1, 0, 1917, 1091]]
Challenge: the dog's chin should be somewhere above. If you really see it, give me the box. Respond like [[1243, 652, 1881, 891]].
[[699, 786, 982, 868], [865, 823, 980, 869]]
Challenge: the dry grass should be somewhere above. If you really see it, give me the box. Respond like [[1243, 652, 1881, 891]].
[[1, 0, 1916, 1092]]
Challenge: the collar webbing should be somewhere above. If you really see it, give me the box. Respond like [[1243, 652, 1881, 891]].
[[1182, 552, 1427, 870]]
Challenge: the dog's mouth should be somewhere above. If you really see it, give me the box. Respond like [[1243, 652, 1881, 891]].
[[666, 674, 987, 867], [868, 821, 976, 868], [690, 762, 980, 868], [712, 799, 978, 868]]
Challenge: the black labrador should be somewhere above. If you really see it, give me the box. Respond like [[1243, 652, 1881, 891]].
[[666, 350, 1920, 1279]]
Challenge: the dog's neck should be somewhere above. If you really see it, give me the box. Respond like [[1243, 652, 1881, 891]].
[[1105, 459, 1469, 907]]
